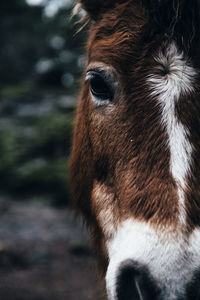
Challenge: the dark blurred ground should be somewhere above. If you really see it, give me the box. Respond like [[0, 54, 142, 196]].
[[0, 199, 104, 300]]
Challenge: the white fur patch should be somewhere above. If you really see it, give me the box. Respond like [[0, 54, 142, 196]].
[[148, 42, 196, 224], [106, 219, 200, 300], [92, 182, 116, 240]]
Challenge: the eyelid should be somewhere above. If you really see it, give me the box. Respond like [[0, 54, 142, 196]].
[[86, 70, 103, 81], [86, 68, 108, 81], [86, 68, 117, 90]]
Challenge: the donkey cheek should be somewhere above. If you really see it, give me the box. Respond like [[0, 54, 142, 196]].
[[91, 181, 117, 241]]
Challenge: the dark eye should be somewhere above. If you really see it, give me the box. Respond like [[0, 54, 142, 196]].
[[86, 70, 114, 104], [90, 74, 113, 100]]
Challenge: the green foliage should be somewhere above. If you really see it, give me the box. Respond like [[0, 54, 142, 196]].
[[0, 0, 86, 88], [0, 86, 76, 204], [0, 130, 21, 173], [0, 0, 85, 205], [15, 157, 69, 204]]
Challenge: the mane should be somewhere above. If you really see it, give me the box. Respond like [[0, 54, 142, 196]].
[[71, 2, 90, 33]]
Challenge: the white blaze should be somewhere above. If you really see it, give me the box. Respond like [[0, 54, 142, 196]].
[[148, 42, 196, 224]]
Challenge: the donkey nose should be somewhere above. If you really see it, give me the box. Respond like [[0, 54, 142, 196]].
[[116, 260, 160, 300]]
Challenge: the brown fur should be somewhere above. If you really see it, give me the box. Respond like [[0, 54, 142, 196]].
[[70, 0, 200, 274]]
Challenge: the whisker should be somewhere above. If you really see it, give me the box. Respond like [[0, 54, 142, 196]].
[[135, 278, 144, 300]]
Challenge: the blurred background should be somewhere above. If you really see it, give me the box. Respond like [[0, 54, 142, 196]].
[[0, 0, 103, 299]]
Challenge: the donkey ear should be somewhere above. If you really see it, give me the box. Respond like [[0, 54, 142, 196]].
[[76, 0, 115, 19]]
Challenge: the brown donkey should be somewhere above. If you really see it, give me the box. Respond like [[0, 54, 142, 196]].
[[70, 1, 200, 299]]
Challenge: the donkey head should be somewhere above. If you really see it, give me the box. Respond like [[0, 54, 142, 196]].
[[70, 1, 200, 299]]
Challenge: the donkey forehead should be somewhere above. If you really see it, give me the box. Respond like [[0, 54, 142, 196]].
[[86, 0, 200, 66], [87, 4, 145, 63]]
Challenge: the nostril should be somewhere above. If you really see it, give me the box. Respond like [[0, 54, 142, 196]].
[[116, 260, 160, 300], [116, 261, 143, 300]]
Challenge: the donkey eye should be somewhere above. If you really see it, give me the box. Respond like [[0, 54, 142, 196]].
[[90, 75, 111, 99], [86, 70, 114, 104]]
